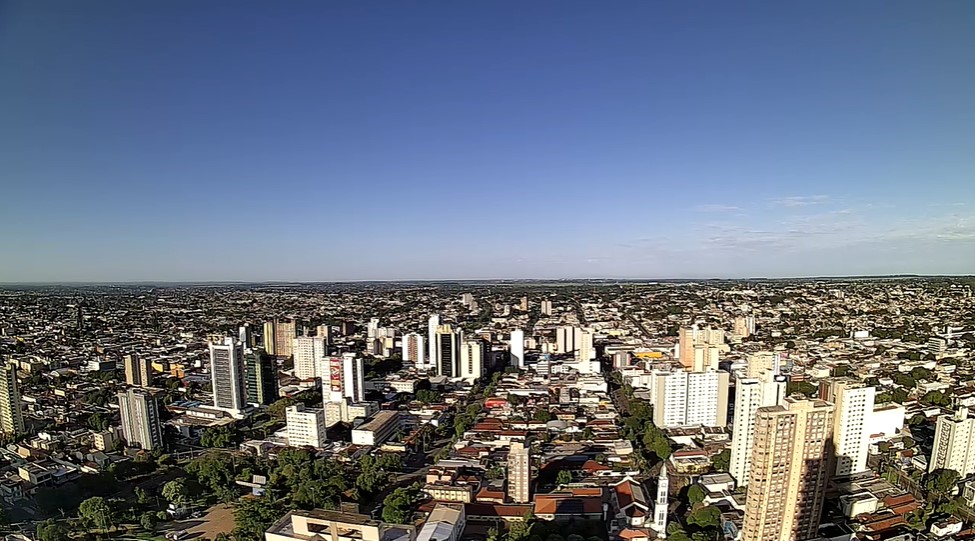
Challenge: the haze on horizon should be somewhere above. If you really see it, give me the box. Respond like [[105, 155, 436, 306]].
[[1, 1, 973, 283]]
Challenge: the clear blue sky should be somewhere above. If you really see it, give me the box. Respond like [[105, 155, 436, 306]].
[[1, 1, 973, 282]]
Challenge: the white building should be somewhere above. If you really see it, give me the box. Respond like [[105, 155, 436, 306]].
[[868, 403, 906, 441], [286, 404, 327, 448], [351, 410, 400, 447], [118, 388, 163, 450], [830, 380, 876, 477], [320, 353, 364, 403], [653, 369, 729, 428], [459, 339, 486, 382], [435, 324, 463, 378], [428, 314, 441, 374], [540, 300, 552, 316], [929, 407, 975, 475], [209, 337, 246, 418], [292, 336, 327, 380], [729, 369, 787, 485], [509, 329, 525, 369], [401, 332, 426, 370]]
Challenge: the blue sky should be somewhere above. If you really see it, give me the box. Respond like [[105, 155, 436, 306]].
[[1, 1, 973, 282]]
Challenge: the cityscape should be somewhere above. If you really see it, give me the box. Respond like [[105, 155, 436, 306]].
[[0, 279, 974, 541], [2, 2, 974, 541]]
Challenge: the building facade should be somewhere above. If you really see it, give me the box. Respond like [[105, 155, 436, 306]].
[[123, 354, 153, 387], [293, 336, 327, 380], [118, 388, 164, 451], [286, 404, 327, 448], [210, 337, 246, 417], [929, 407, 975, 476], [653, 369, 729, 428], [729, 369, 787, 485], [0, 362, 24, 435], [509, 329, 524, 369], [507, 441, 531, 503], [245, 348, 278, 406]]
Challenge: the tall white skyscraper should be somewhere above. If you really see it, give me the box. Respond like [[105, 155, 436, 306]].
[[118, 388, 164, 450], [929, 407, 975, 476], [729, 369, 787, 485], [209, 337, 246, 418], [509, 329, 525, 369], [402, 332, 426, 369], [460, 338, 486, 382], [0, 362, 25, 436], [653, 369, 729, 428], [829, 379, 876, 477], [286, 404, 327, 448], [428, 314, 441, 374], [321, 353, 365, 403], [435, 324, 463, 378], [292, 336, 327, 380]]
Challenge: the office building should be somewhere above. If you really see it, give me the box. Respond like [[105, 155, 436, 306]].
[[402, 332, 426, 370], [322, 353, 364, 403], [245, 348, 278, 406], [729, 369, 787, 485], [827, 379, 876, 477], [742, 398, 834, 541], [509, 329, 525, 369], [435, 324, 462, 378], [507, 440, 531, 503], [929, 407, 975, 476], [459, 338, 486, 382], [351, 410, 401, 446], [209, 337, 246, 418], [123, 354, 153, 387], [428, 314, 441, 374], [263, 321, 277, 356], [315, 324, 332, 346], [0, 362, 25, 435], [746, 352, 778, 378], [653, 369, 729, 428], [293, 336, 327, 380], [540, 299, 552, 316], [286, 404, 327, 448], [118, 388, 164, 451], [367, 318, 381, 340]]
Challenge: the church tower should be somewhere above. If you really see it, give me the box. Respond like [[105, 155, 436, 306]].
[[652, 465, 668, 538]]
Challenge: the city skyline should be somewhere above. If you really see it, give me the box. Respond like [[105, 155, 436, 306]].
[[2, 1, 974, 282]]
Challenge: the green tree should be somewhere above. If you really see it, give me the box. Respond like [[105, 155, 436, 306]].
[[922, 391, 951, 407], [134, 486, 149, 505], [893, 373, 916, 388], [786, 381, 817, 398], [687, 484, 706, 505], [185, 452, 236, 494], [892, 388, 910, 404], [382, 484, 421, 524], [926, 469, 961, 503], [233, 496, 283, 541], [140, 512, 158, 532], [712, 449, 730, 472], [533, 410, 553, 423], [556, 470, 573, 486], [79, 496, 115, 531], [87, 412, 109, 431], [687, 506, 721, 529], [162, 478, 191, 506], [36, 520, 70, 541], [911, 367, 932, 382]]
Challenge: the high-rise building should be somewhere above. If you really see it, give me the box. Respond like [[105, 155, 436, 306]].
[[677, 325, 724, 370], [274, 319, 296, 358], [428, 314, 441, 374], [123, 354, 153, 387], [734, 316, 756, 338], [520, 297, 529, 311], [461, 293, 474, 307], [321, 353, 365, 403], [209, 337, 246, 418], [827, 379, 876, 477], [653, 369, 729, 428], [401, 332, 426, 370], [540, 300, 552, 316], [509, 329, 525, 369], [245, 348, 278, 406], [556, 326, 575, 354], [0, 362, 25, 435], [436, 324, 462, 378], [651, 466, 668, 538], [746, 352, 778, 378], [929, 407, 975, 476], [460, 339, 486, 382], [292, 336, 327, 380], [507, 441, 531, 503], [118, 388, 164, 451], [263, 321, 276, 356], [742, 398, 834, 541], [286, 404, 327, 448], [367, 318, 381, 341], [315, 324, 332, 346], [729, 369, 787, 485]]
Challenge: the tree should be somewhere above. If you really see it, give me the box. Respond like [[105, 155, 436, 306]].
[[556, 470, 573, 486], [87, 412, 109, 431], [893, 373, 916, 388], [909, 413, 927, 426], [911, 367, 932, 382], [892, 388, 911, 404], [416, 389, 441, 404], [687, 484, 706, 505], [533, 410, 553, 423], [79, 496, 115, 531], [687, 506, 721, 529], [926, 469, 961, 503], [140, 512, 158, 532], [382, 484, 421, 524], [134, 486, 149, 505], [162, 478, 191, 506], [233, 496, 283, 541], [36, 520, 69, 541], [786, 381, 817, 398], [922, 391, 950, 408], [712, 449, 730, 472]]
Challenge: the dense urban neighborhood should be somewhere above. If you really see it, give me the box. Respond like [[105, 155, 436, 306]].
[[2, 278, 975, 541]]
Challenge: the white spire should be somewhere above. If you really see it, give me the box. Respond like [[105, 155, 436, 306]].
[[653, 465, 669, 538]]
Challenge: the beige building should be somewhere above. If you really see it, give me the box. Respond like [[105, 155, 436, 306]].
[[265, 510, 415, 541], [286, 405, 327, 448], [459, 339, 486, 382], [351, 410, 400, 447], [930, 407, 975, 475], [507, 441, 531, 503], [653, 369, 729, 428], [124, 354, 153, 387], [742, 398, 834, 541], [274, 319, 297, 359], [0, 362, 24, 435]]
